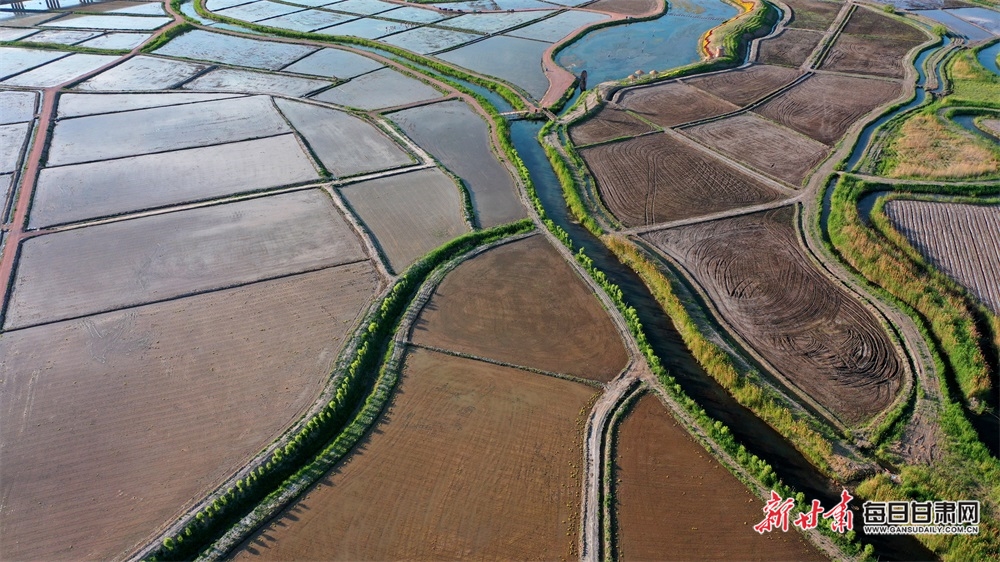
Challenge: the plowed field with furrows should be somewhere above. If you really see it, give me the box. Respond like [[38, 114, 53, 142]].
[[885, 200, 1000, 314], [569, 106, 654, 146], [683, 64, 803, 108], [754, 73, 902, 145], [820, 33, 923, 79], [644, 206, 904, 424], [616, 81, 738, 127], [683, 112, 830, 187], [783, 0, 844, 31], [756, 29, 824, 68], [580, 133, 785, 227]]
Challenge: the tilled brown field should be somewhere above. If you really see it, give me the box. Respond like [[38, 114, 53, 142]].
[[0, 264, 379, 561], [580, 133, 787, 227], [411, 235, 627, 382], [683, 65, 803, 107], [231, 348, 597, 561], [615, 394, 824, 561], [820, 33, 924, 79], [754, 73, 902, 145], [617, 81, 739, 128], [569, 106, 654, 146], [756, 29, 824, 68], [886, 200, 1000, 314], [644, 206, 904, 424], [840, 6, 928, 42], [783, 0, 844, 31], [683, 113, 830, 187]]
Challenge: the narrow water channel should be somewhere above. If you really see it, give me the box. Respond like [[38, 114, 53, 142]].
[[358, 25, 936, 562]]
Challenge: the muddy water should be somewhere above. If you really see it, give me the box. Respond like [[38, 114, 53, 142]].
[[510, 120, 934, 561]]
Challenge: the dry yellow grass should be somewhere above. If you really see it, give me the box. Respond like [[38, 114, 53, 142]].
[[887, 113, 1000, 179]]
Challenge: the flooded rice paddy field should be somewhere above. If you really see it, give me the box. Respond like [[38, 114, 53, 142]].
[[389, 99, 525, 227], [309, 66, 444, 108], [339, 167, 470, 272]]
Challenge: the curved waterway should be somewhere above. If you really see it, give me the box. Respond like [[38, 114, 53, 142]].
[[976, 40, 1000, 76], [357, 35, 934, 562], [555, 0, 738, 85]]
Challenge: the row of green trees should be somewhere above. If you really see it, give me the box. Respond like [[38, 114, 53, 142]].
[[146, 219, 534, 561]]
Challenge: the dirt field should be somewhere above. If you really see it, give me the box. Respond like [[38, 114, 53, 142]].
[[841, 6, 928, 43], [6, 190, 366, 329], [617, 81, 739, 128], [644, 206, 904, 424], [754, 73, 902, 145], [615, 394, 824, 561], [339, 168, 469, 273], [684, 65, 803, 107], [755, 29, 823, 68], [569, 106, 654, 147], [411, 235, 627, 382], [683, 113, 830, 187], [783, 0, 844, 31], [0, 264, 379, 561], [231, 348, 597, 561], [389, 99, 525, 228], [580, 133, 786, 227], [820, 33, 921, 79], [886, 200, 1000, 314], [588, 0, 660, 16]]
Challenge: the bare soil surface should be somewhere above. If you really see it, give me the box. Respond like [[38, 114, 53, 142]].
[[389, 99, 525, 228], [617, 81, 739, 128], [683, 113, 830, 187], [644, 206, 905, 424], [6, 189, 366, 329], [886, 200, 1000, 314], [339, 168, 470, 274], [615, 394, 825, 561], [230, 348, 597, 561], [569, 106, 654, 146], [683, 65, 803, 108], [820, 33, 922, 80], [981, 118, 1000, 136], [754, 73, 903, 145], [756, 29, 824, 68], [0, 264, 379, 561], [783, 0, 845, 31], [411, 235, 628, 382], [841, 6, 928, 43], [580, 133, 786, 227]]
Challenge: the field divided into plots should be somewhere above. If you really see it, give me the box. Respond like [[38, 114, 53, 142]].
[[615, 394, 824, 561], [230, 347, 596, 560], [820, 7, 929, 79], [8, 190, 365, 329], [616, 80, 739, 128], [580, 133, 786, 227], [754, 73, 903, 145], [644, 206, 904, 424], [389, 99, 524, 228], [683, 64, 803, 107], [885, 200, 1000, 314], [0, 264, 379, 561], [683, 113, 830, 186], [339, 168, 470, 273], [411, 235, 628, 382], [569, 106, 655, 146]]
